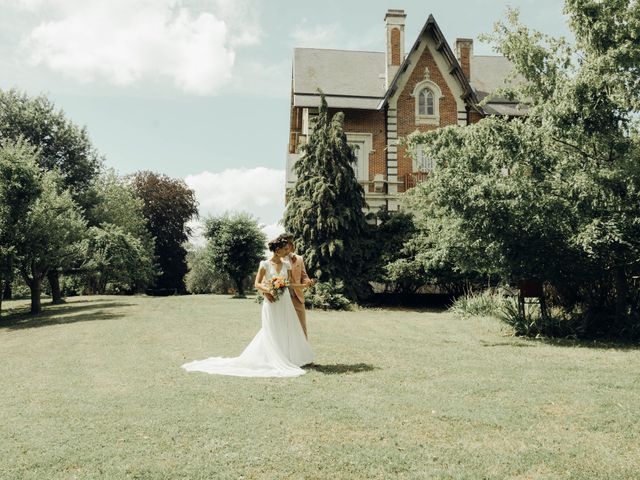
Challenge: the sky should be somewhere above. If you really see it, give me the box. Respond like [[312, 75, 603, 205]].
[[0, 0, 573, 245]]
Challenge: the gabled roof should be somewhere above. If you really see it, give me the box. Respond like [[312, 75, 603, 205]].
[[471, 55, 515, 102], [293, 48, 386, 110], [291, 14, 522, 115], [378, 14, 478, 110], [470, 55, 526, 116]]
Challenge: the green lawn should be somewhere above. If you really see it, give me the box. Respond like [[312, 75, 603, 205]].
[[1, 295, 639, 479]]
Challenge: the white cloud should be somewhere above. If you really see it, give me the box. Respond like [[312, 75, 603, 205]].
[[185, 167, 285, 218], [185, 167, 286, 246], [207, 0, 262, 47], [17, 0, 262, 95]]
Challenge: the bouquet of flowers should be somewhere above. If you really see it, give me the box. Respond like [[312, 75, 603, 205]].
[[266, 275, 290, 301]]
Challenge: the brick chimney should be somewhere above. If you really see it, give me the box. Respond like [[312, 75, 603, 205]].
[[385, 9, 406, 89], [455, 38, 473, 80]]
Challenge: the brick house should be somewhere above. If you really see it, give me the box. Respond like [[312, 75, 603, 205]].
[[286, 9, 522, 213]]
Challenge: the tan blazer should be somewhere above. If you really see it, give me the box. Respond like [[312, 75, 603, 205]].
[[288, 254, 309, 302]]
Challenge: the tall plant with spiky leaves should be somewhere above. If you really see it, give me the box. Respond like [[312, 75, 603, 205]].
[[283, 93, 370, 300]]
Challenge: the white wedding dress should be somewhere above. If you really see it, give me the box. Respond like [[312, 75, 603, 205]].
[[182, 260, 314, 378]]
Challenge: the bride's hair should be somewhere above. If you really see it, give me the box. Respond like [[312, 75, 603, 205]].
[[268, 237, 288, 252]]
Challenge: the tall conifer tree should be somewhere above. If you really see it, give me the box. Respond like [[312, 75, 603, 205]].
[[284, 93, 370, 299]]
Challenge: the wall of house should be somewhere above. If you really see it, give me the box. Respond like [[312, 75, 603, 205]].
[[394, 42, 461, 191], [288, 105, 303, 154], [330, 108, 386, 192], [469, 110, 484, 124]]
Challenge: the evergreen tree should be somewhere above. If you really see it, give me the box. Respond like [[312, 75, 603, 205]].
[[283, 93, 370, 300]]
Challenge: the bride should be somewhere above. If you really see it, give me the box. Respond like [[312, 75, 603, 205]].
[[181, 237, 315, 377]]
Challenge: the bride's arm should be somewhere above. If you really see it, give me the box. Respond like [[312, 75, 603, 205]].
[[255, 267, 276, 303], [254, 266, 271, 294]]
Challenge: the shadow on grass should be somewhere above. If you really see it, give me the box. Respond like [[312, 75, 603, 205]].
[[480, 341, 535, 348], [0, 301, 134, 330], [367, 306, 450, 314], [304, 362, 377, 374], [534, 337, 640, 351]]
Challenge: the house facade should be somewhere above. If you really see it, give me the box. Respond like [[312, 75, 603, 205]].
[[286, 9, 522, 213]]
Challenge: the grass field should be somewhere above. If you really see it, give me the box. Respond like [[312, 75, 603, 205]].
[[1, 294, 639, 479]]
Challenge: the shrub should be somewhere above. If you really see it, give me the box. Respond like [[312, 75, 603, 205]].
[[185, 246, 238, 295], [449, 290, 506, 318], [59, 274, 86, 297], [305, 281, 352, 311], [9, 275, 31, 299], [497, 298, 585, 339]]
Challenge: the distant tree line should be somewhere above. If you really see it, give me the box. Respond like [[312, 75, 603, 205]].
[[0, 89, 198, 315]]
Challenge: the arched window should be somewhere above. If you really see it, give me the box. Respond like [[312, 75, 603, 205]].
[[412, 79, 442, 125], [418, 89, 435, 116]]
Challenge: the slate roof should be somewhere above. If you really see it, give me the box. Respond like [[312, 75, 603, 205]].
[[293, 48, 386, 110], [292, 43, 524, 115]]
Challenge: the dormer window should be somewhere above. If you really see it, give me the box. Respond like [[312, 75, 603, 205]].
[[412, 78, 442, 126]]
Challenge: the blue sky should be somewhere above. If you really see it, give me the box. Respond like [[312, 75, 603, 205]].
[[0, 0, 572, 242]]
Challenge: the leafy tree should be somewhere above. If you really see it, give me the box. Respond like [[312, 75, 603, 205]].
[[131, 171, 198, 293], [185, 245, 234, 295], [88, 169, 154, 241], [81, 224, 157, 294], [203, 213, 267, 298], [369, 208, 422, 294], [14, 171, 87, 313], [0, 139, 42, 316], [283, 93, 370, 300], [405, 3, 640, 338], [0, 89, 102, 202], [372, 206, 482, 295], [0, 89, 103, 303], [83, 169, 159, 292]]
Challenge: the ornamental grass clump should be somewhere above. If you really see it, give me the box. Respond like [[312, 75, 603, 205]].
[[449, 290, 506, 318]]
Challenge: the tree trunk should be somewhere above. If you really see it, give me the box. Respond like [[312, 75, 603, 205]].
[[48, 270, 64, 304], [614, 266, 628, 322], [235, 277, 245, 298], [3, 281, 11, 301], [31, 277, 42, 314]]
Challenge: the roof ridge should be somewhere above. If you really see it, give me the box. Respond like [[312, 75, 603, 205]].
[[294, 47, 384, 54]]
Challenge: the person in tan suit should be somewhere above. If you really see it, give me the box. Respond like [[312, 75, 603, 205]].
[[278, 233, 314, 339]]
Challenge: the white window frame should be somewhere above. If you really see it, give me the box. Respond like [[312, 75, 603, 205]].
[[412, 80, 442, 126], [414, 144, 436, 172], [345, 132, 373, 182], [419, 89, 434, 116]]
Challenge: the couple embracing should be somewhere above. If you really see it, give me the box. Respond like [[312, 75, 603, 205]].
[[182, 233, 316, 378]]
